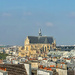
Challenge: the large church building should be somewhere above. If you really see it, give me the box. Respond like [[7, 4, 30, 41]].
[[19, 29, 56, 57]]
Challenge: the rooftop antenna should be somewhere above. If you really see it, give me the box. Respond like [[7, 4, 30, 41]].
[[39, 29, 42, 36]]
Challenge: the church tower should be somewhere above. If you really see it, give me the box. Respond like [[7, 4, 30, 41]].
[[39, 29, 42, 36]]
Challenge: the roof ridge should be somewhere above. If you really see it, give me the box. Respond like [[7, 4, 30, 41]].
[[28, 36, 53, 37]]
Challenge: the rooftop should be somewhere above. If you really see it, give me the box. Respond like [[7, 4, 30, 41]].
[[27, 36, 54, 44]]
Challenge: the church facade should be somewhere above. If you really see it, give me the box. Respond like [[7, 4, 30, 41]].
[[19, 29, 56, 57]]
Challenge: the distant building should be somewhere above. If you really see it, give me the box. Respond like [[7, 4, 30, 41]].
[[56, 45, 75, 51], [19, 29, 56, 57]]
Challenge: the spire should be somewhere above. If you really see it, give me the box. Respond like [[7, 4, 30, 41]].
[[39, 29, 42, 36], [54, 40, 56, 44]]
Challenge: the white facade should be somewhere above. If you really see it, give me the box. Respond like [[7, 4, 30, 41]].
[[56, 69, 67, 75], [40, 60, 56, 67], [0, 70, 8, 75], [66, 60, 71, 63], [24, 63, 31, 75], [37, 69, 53, 75], [38, 57, 43, 60], [12, 60, 19, 64]]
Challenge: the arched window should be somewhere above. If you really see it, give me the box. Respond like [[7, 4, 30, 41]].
[[47, 46, 49, 48], [42, 48, 44, 52], [26, 47, 28, 50], [45, 47, 46, 52], [40, 50, 42, 53], [47, 46, 49, 50]]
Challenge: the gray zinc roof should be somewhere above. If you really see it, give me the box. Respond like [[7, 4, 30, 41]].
[[28, 36, 54, 44]]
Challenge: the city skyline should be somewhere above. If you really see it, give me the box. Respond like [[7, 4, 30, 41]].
[[0, 0, 75, 45]]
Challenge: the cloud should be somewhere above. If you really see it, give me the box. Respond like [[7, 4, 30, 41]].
[[24, 12, 32, 16], [2, 13, 11, 17], [46, 22, 53, 27]]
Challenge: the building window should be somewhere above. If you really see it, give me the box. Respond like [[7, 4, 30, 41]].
[[47, 46, 49, 48], [31, 45, 33, 49], [35, 45, 37, 48], [40, 50, 42, 53], [42, 49, 44, 52], [45, 47, 46, 52], [50, 46, 52, 49], [47, 46, 49, 50], [26, 47, 28, 50]]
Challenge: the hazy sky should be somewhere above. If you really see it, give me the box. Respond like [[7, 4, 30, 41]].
[[0, 0, 75, 45]]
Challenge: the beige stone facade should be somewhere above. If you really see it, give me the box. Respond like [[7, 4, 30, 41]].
[[19, 29, 56, 58], [19, 36, 56, 58]]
